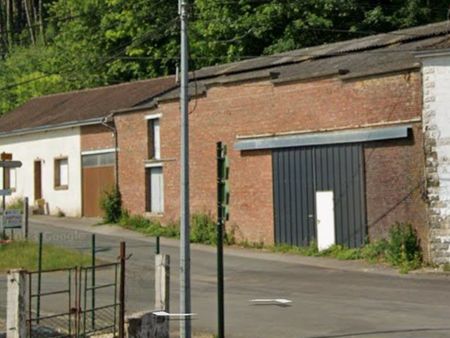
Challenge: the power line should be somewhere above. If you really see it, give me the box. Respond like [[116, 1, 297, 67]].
[[0, 17, 180, 93]]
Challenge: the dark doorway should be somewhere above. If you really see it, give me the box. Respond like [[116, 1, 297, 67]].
[[34, 160, 42, 200]]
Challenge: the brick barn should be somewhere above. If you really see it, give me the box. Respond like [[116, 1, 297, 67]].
[[111, 22, 450, 262]]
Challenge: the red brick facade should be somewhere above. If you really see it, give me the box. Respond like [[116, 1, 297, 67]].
[[114, 71, 427, 249], [80, 124, 115, 152]]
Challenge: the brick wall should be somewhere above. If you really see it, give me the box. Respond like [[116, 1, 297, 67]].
[[115, 112, 148, 214], [80, 124, 115, 151], [364, 125, 428, 256], [115, 71, 425, 247]]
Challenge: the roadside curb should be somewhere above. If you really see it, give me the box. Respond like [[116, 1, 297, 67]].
[[30, 215, 450, 280]]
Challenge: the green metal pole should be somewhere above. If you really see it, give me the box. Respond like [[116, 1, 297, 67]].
[[91, 234, 96, 330], [156, 236, 160, 255], [216, 142, 225, 338], [83, 268, 87, 336], [68, 269, 72, 336], [2, 168, 6, 239], [113, 263, 118, 337], [36, 232, 43, 324]]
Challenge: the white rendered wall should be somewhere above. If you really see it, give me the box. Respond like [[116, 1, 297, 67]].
[[422, 55, 450, 263], [0, 127, 82, 217]]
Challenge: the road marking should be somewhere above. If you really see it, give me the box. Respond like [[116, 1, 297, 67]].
[[250, 299, 292, 304], [153, 311, 197, 317]]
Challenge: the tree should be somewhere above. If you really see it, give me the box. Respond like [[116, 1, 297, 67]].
[[0, 0, 448, 115]]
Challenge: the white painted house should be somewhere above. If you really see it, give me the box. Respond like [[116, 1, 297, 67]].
[[0, 127, 82, 216]]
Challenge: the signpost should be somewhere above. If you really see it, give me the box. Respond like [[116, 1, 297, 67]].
[[0, 154, 23, 238]]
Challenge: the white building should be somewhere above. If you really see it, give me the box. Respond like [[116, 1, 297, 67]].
[[0, 78, 175, 217], [0, 127, 82, 216]]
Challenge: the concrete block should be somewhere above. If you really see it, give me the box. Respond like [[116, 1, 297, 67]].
[[155, 254, 170, 312], [6, 270, 27, 338], [126, 311, 169, 338]]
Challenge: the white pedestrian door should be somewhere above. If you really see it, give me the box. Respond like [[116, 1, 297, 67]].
[[151, 167, 164, 213], [316, 191, 335, 251]]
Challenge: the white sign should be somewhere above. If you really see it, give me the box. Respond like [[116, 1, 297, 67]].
[[2, 209, 22, 229], [0, 189, 12, 196]]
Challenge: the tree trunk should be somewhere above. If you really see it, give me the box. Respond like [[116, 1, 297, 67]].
[[23, 0, 35, 44], [6, 0, 12, 49], [38, 0, 44, 44]]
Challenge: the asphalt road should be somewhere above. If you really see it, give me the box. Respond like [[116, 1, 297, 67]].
[[2, 216, 450, 338]]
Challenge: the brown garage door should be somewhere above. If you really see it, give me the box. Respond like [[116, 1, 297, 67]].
[[82, 152, 115, 217]]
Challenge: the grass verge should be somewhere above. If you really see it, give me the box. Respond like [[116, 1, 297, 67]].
[[0, 241, 92, 272], [113, 210, 422, 273], [118, 212, 235, 245]]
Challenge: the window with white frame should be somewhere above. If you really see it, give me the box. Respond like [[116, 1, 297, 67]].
[[147, 116, 161, 160], [54, 158, 69, 189], [145, 166, 164, 213]]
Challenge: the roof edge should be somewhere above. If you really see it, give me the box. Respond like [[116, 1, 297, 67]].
[[415, 48, 450, 58], [0, 117, 104, 138]]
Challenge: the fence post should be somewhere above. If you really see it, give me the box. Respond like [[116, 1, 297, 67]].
[[36, 232, 43, 324], [155, 254, 170, 312], [91, 233, 96, 330], [22, 197, 28, 240], [119, 242, 126, 338], [7, 269, 27, 338]]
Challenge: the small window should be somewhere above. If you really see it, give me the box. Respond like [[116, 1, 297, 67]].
[[54, 158, 69, 190], [147, 118, 161, 160], [145, 166, 164, 213], [82, 152, 115, 167]]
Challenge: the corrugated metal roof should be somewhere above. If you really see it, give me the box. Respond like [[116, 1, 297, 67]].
[[194, 21, 450, 80]]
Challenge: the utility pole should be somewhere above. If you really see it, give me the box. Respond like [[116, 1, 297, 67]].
[[179, 0, 191, 338]]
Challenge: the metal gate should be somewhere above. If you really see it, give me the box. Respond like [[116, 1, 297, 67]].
[[273, 143, 366, 248], [27, 262, 122, 337]]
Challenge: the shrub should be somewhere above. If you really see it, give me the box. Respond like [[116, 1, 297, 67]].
[[385, 223, 422, 272], [191, 213, 217, 245], [6, 197, 24, 211], [100, 187, 122, 223]]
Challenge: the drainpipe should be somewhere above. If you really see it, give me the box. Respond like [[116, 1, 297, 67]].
[[101, 113, 119, 190]]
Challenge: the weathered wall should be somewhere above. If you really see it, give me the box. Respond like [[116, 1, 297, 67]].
[[0, 128, 82, 216], [80, 124, 115, 152], [364, 125, 428, 254], [421, 55, 450, 264], [116, 71, 425, 246]]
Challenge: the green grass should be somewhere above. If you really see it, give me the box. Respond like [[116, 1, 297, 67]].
[[118, 212, 236, 245], [0, 241, 93, 272]]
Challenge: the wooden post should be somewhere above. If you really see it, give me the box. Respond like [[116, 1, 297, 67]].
[[7, 269, 27, 338], [155, 254, 170, 312], [22, 197, 29, 240]]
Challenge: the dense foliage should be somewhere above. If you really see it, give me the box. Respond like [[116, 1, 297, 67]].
[[0, 0, 448, 113], [100, 186, 122, 224]]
